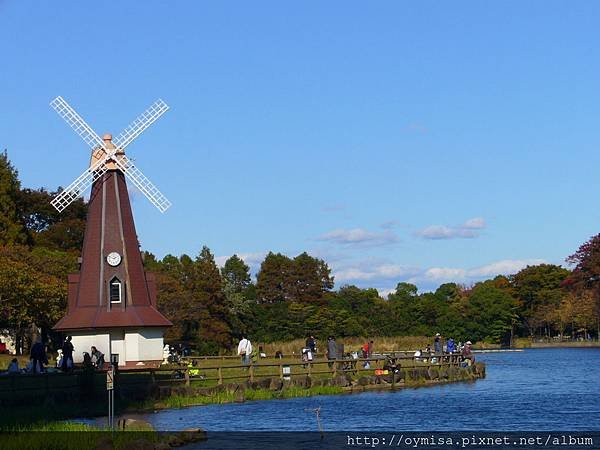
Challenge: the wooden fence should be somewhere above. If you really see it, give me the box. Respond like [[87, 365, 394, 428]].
[[0, 352, 469, 402]]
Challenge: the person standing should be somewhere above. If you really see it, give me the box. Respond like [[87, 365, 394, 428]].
[[462, 340, 474, 363], [434, 333, 442, 354], [446, 337, 455, 354], [237, 336, 252, 365], [305, 335, 316, 354], [30, 339, 47, 374], [327, 336, 337, 368], [61, 336, 74, 372]]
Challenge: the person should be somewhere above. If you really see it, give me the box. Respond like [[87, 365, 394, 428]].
[[446, 337, 455, 354], [327, 336, 337, 368], [90, 346, 105, 369], [434, 333, 442, 354], [7, 358, 19, 374], [237, 336, 252, 365], [30, 339, 47, 374], [55, 349, 63, 368], [361, 342, 369, 359], [305, 335, 317, 354], [82, 352, 93, 370], [61, 336, 74, 372], [414, 349, 422, 362], [462, 340, 475, 365]]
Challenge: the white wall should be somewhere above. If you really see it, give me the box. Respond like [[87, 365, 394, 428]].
[[124, 328, 164, 363], [110, 330, 126, 366], [136, 328, 165, 362], [70, 332, 110, 363], [71, 328, 164, 365]]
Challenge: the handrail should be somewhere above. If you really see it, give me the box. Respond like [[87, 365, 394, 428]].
[[0, 353, 470, 395]]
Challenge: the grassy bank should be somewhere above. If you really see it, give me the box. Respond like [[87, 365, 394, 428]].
[[1, 422, 158, 450], [147, 385, 344, 410], [513, 338, 600, 348]]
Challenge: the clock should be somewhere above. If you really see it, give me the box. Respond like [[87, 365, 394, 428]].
[[106, 252, 122, 267]]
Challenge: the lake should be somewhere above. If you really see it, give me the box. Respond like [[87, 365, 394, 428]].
[[131, 348, 600, 432]]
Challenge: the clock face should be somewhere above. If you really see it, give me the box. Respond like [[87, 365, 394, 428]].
[[106, 252, 122, 267]]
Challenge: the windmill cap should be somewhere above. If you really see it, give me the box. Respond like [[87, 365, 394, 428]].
[[102, 134, 112, 141]]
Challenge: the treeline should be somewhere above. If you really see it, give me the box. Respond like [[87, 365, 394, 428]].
[[0, 152, 599, 353]]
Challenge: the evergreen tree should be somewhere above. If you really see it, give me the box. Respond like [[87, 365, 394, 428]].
[[292, 252, 334, 303], [0, 151, 28, 245], [221, 254, 251, 293], [193, 246, 233, 352], [256, 252, 294, 302]]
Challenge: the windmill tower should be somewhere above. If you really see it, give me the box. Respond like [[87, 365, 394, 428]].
[[50, 96, 172, 367]]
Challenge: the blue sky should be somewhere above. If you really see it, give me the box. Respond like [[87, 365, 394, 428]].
[[1, 2, 599, 294]]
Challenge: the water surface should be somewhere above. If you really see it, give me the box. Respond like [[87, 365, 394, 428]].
[[113, 348, 600, 431]]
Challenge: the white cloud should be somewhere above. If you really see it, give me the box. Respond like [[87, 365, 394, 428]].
[[467, 259, 545, 277], [463, 217, 486, 229], [416, 217, 486, 240], [214, 251, 267, 274], [334, 264, 416, 283], [317, 228, 398, 246], [332, 257, 547, 294], [420, 267, 467, 282]]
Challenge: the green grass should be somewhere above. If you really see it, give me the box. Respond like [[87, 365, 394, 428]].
[[147, 385, 344, 410], [0, 422, 158, 450]]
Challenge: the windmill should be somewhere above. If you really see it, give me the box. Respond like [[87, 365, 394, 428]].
[[49, 96, 171, 213], [51, 97, 172, 368]]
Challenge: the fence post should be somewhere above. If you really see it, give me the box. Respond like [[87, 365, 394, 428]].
[[308, 362, 312, 377], [150, 369, 156, 386], [184, 367, 190, 386], [279, 363, 283, 380], [218, 367, 223, 385], [249, 365, 254, 382], [332, 360, 337, 378]]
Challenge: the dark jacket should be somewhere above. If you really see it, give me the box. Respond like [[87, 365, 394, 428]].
[[62, 340, 74, 358], [327, 339, 337, 360]]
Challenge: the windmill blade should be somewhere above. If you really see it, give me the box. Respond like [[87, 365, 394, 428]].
[[50, 96, 107, 151], [112, 99, 169, 151], [113, 154, 171, 213], [50, 155, 111, 212]]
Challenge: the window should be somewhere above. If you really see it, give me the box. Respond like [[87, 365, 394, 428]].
[[109, 277, 122, 303]]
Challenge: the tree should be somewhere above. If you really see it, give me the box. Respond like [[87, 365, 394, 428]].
[[256, 252, 294, 303], [221, 254, 254, 337], [389, 282, 418, 301], [221, 254, 251, 293], [566, 234, 600, 286], [0, 245, 76, 352], [17, 187, 87, 251], [464, 280, 517, 344], [0, 151, 28, 245], [291, 252, 334, 303], [192, 246, 233, 352], [511, 264, 570, 338]]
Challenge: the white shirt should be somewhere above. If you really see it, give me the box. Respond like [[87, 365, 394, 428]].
[[237, 338, 252, 356]]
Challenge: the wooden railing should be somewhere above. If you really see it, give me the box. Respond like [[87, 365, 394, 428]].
[[0, 353, 468, 399]]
